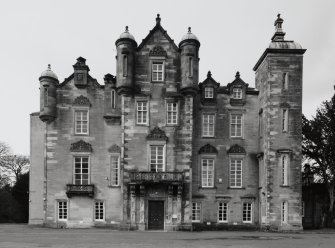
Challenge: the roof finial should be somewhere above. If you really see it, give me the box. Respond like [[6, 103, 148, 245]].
[[125, 26, 129, 32], [188, 27, 191, 33], [235, 71, 240, 78], [156, 14, 161, 24], [272, 13, 285, 41], [48, 64, 51, 70], [207, 71, 212, 78]]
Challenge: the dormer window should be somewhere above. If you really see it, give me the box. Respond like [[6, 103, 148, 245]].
[[152, 62, 164, 82], [232, 88, 242, 99], [205, 87, 214, 98]]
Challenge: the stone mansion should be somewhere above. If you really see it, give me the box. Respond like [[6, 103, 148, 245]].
[[29, 14, 306, 231]]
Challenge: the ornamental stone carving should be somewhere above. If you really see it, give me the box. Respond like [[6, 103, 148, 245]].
[[108, 144, 121, 153], [73, 95, 91, 106], [149, 46, 167, 57], [147, 127, 168, 141], [227, 144, 246, 154], [70, 140, 93, 152], [198, 144, 218, 154]]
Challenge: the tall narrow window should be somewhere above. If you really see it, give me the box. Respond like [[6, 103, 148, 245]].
[[282, 154, 289, 186], [192, 202, 201, 222], [44, 87, 48, 107], [75, 110, 89, 135], [111, 90, 116, 109], [232, 88, 242, 99], [302, 201, 305, 217], [231, 114, 243, 137], [259, 111, 263, 137], [201, 158, 214, 187], [137, 101, 148, 125], [281, 201, 288, 223], [230, 159, 242, 188], [74, 156, 89, 185], [123, 55, 128, 77], [242, 202, 252, 223], [58, 201, 68, 220], [150, 145, 164, 172], [95, 201, 104, 221], [111, 155, 120, 186], [189, 57, 193, 77], [282, 109, 288, 132], [283, 73, 289, 90], [204, 87, 214, 98], [203, 114, 215, 137], [152, 62, 164, 81], [218, 202, 228, 223], [166, 102, 178, 125]]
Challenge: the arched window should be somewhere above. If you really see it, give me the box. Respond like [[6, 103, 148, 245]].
[[111, 89, 116, 109], [123, 55, 128, 77], [44, 87, 48, 107], [189, 57, 193, 77]]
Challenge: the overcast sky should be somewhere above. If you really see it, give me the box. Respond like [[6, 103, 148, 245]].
[[1, 0, 335, 156]]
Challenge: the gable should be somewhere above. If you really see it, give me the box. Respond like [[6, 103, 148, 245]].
[[137, 15, 178, 52]]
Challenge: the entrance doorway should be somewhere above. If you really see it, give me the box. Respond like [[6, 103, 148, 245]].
[[148, 200, 164, 230]]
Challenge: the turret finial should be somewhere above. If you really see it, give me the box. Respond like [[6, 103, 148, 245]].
[[125, 26, 129, 32], [188, 27, 191, 33], [48, 64, 51, 70], [235, 71, 240, 78], [272, 13, 285, 41], [156, 14, 161, 24], [207, 71, 212, 78]]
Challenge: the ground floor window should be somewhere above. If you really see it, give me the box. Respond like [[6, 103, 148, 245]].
[[242, 202, 252, 223], [192, 202, 201, 222], [95, 201, 104, 221], [218, 202, 228, 222], [281, 201, 288, 223], [58, 201, 68, 220]]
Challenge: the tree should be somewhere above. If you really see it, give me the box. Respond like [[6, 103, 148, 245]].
[[0, 155, 29, 183], [302, 93, 335, 227], [0, 142, 11, 187]]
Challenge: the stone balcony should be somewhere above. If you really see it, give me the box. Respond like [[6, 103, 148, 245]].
[[66, 184, 95, 198], [129, 171, 184, 184]]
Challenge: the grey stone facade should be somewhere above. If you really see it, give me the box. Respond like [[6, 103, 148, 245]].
[[29, 14, 305, 231]]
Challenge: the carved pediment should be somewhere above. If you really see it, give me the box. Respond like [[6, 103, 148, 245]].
[[149, 46, 167, 57], [227, 71, 249, 92], [199, 71, 220, 89], [70, 140, 93, 152], [199, 144, 218, 154], [73, 95, 91, 106], [108, 144, 121, 153], [147, 127, 168, 141], [227, 144, 246, 154]]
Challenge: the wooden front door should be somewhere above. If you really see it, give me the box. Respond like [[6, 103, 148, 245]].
[[148, 200, 164, 230]]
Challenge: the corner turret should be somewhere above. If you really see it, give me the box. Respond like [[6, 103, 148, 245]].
[[115, 26, 137, 95], [39, 64, 59, 122], [179, 27, 200, 96]]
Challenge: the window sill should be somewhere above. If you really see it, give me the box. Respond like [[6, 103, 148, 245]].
[[230, 136, 243, 139], [228, 187, 245, 190], [108, 185, 121, 188], [202, 136, 216, 139], [199, 186, 216, 189], [166, 124, 178, 127], [74, 133, 90, 136], [136, 123, 149, 126]]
